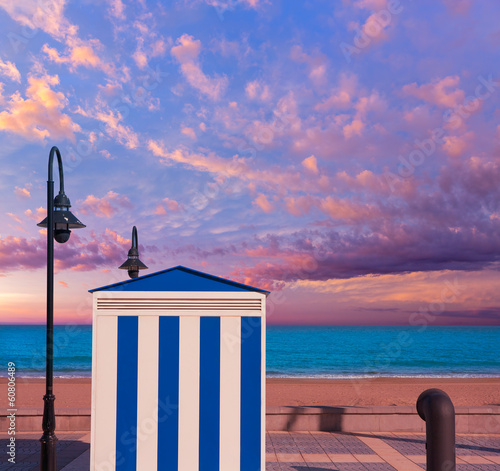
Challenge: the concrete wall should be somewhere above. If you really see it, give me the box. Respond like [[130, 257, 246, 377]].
[[3, 406, 500, 434]]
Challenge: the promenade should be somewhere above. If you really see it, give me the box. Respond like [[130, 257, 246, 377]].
[[1, 430, 499, 470]]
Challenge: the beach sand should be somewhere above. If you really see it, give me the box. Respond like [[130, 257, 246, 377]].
[[1, 377, 499, 409]]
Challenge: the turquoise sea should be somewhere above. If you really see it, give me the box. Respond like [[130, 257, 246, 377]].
[[0, 325, 499, 378]]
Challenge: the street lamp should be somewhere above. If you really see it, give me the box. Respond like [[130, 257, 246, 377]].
[[37, 146, 86, 471], [118, 225, 148, 278]]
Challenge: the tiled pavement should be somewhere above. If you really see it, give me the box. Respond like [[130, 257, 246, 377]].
[[0, 432, 90, 471], [1, 431, 499, 470]]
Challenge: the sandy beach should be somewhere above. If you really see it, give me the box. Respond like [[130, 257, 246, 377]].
[[2, 377, 499, 409]]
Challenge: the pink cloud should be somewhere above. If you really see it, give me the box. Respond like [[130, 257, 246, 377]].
[[201, 0, 264, 11], [343, 118, 365, 139], [6, 213, 22, 224], [302, 155, 319, 174], [171, 34, 227, 100], [315, 73, 358, 112], [79, 191, 132, 218], [0, 228, 148, 275], [58, 280, 68, 288], [443, 0, 473, 15], [181, 126, 197, 140], [14, 186, 31, 198], [253, 193, 274, 213], [0, 73, 81, 141], [74, 102, 139, 149], [108, 0, 126, 20], [284, 195, 315, 217], [0, 58, 21, 82], [155, 197, 182, 215], [290, 45, 328, 87], [402, 76, 465, 108], [442, 132, 474, 158], [147, 140, 311, 193], [1, 1, 119, 78], [320, 195, 382, 221], [25, 207, 46, 221], [245, 80, 271, 101], [42, 42, 103, 71]]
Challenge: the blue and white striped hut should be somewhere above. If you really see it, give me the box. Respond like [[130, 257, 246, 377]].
[[89, 266, 268, 471]]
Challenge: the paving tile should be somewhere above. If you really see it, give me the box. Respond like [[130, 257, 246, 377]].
[[276, 462, 311, 471], [2, 430, 500, 471], [265, 463, 282, 471], [354, 453, 384, 462], [302, 453, 332, 463], [326, 454, 358, 463]]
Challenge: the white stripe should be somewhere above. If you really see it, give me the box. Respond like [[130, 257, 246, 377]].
[[261, 300, 267, 471], [220, 317, 241, 471], [178, 316, 200, 471], [92, 316, 117, 471], [136, 316, 159, 471]]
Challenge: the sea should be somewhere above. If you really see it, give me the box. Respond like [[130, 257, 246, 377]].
[[0, 325, 499, 378]]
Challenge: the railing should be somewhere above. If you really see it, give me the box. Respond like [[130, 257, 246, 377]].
[[417, 388, 456, 471]]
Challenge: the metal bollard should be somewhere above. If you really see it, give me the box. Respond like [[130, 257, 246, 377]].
[[417, 388, 456, 471]]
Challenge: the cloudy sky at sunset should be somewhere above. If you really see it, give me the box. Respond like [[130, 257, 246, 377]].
[[1, 0, 500, 325]]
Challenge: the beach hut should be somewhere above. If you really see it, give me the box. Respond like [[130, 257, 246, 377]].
[[89, 266, 268, 471]]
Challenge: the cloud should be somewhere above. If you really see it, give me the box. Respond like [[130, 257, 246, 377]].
[[25, 207, 46, 221], [74, 102, 140, 149], [58, 280, 68, 288], [0, 229, 141, 274], [402, 76, 465, 108], [147, 140, 310, 192], [0, 0, 77, 43], [6, 212, 22, 224], [200, 0, 264, 11], [107, 0, 126, 20], [0, 58, 21, 82], [253, 193, 274, 213], [302, 155, 319, 174], [245, 80, 271, 101], [131, 14, 170, 71], [14, 186, 31, 198], [348, 0, 400, 48], [443, 0, 473, 15], [441, 132, 474, 157], [315, 73, 358, 112], [155, 198, 181, 215], [79, 191, 132, 218], [171, 34, 227, 100], [290, 45, 327, 87], [0, 73, 81, 141], [42, 41, 110, 73], [284, 195, 315, 217], [1, 1, 116, 77], [343, 118, 365, 139], [181, 126, 197, 140]]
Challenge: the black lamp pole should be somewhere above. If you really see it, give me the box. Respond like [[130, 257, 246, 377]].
[[37, 146, 85, 471]]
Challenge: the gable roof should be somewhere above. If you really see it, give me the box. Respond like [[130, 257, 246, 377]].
[[89, 265, 270, 294]]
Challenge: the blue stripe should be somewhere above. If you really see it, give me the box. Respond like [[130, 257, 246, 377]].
[[199, 317, 221, 471], [116, 316, 138, 471], [240, 316, 262, 471], [157, 316, 179, 470]]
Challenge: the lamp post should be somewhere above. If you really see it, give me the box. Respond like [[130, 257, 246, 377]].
[[37, 146, 86, 471], [118, 226, 148, 278]]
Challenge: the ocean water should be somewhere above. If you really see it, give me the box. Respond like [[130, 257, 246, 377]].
[[0, 325, 92, 378], [266, 325, 500, 378], [0, 325, 499, 378]]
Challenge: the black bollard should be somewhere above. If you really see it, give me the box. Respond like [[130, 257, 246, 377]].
[[417, 388, 456, 471]]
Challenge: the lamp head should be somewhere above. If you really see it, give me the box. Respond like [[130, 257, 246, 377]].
[[37, 191, 86, 244], [118, 226, 148, 278]]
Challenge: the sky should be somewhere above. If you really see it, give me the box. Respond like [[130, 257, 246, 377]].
[[1, 0, 500, 325]]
